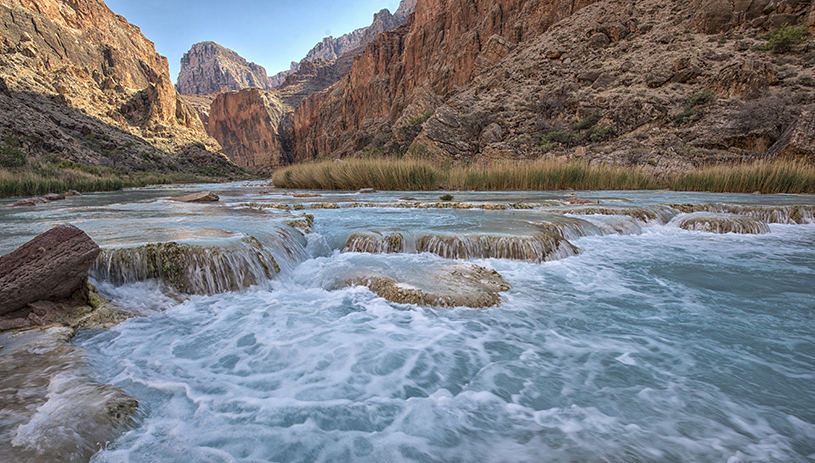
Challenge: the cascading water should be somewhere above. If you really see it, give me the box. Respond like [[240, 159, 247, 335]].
[[670, 212, 771, 234], [92, 237, 282, 295], [343, 231, 405, 253], [669, 203, 815, 224], [2, 185, 815, 463], [416, 232, 578, 263]]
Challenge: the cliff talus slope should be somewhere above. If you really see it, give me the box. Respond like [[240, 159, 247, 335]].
[[0, 0, 235, 175]]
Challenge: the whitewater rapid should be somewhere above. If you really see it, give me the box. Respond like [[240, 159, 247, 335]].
[[1, 183, 814, 463]]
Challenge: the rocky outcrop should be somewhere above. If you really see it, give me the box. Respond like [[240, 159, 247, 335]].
[[690, 0, 809, 34], [0, 0, 237, 177], [708, 59, 778, 99], [207, 88, 289, 169], [291, 0, 602, 161], [304, 29, 366, 63], [268, 62, 299, 88], [768, 110, 815, 161], [0, 224, 100, 317], [176, 42, 272, 95]]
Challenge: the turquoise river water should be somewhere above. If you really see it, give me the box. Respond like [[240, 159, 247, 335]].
[[1, 182, 814, 463]]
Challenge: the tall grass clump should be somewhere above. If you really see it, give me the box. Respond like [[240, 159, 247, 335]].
[[450, 159, 660, 191], [273, 158, 442, 190], [0, 163, 126, 198], [669, 160, 815, 194], [0, 160, 238, 199]]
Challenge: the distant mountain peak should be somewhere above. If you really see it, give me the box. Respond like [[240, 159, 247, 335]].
[[177, 42, 272, 95]]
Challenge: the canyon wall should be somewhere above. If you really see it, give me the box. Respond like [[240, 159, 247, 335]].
[[289, 0, 815, 168], [0, 0, 235, 174]]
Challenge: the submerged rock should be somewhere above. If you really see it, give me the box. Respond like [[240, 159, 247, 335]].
[[0, 327, 138, 463], [344, 262, 510, 308], [93, 237, 280, 295], [672, 212, 770, 234], [0, 224, 100, 316], [284, 214, 315, 235], [417, 232, 578, 263], [668, 204, 815, 225], [169, 191, 220, 202], [344, 232, 405, 253]]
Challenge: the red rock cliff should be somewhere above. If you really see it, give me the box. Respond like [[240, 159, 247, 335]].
[[291, 0, 598, 160]]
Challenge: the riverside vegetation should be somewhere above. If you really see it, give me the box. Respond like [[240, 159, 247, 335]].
[[0, 159, 244, 199], [272, 157, 815, 194]]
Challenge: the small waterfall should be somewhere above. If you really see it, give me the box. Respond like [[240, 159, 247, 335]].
[[416, 232, 578, 263], [553, 206, 677, 225], [92, 237, 281, 295], [343, 232, 405, 254], [579, 215, 644, 235], [531, 217, 602, 241], [668, 204, 815, 224], [671, 213, 771, 234]]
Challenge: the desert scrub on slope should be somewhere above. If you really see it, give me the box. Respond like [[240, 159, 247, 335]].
[[0, 134, 26, 169], [408, 110, 435, 126], [760, 24, 810, 54]]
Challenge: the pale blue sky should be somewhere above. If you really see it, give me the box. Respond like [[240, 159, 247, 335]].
[[104, 0, 401, 83]]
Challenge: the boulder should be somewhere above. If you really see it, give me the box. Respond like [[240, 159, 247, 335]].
[[43, 193, 65, 201], [0, 224, 100, 316], [690, 0, 734, 34], [9, 197, 47, 207], [169, 191, 220, 202], [588, 32, 611, 49]]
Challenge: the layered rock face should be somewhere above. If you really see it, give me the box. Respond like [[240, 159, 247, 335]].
[[177, 42, 272, 95], [292, 0, 601, 160], [290, 0, 815, 168], [206, 59, 346, 170], [207, 88, 289, 170], [0, 0, 234, 174]]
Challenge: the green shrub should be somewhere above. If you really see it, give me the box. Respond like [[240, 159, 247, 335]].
[[570, 111, 603, 131], [686, 90, 716, 108], [439, 194, 454, 201], [0, 135, 26, 169], [585, 123, 617, 143], [408, 110, 435, 126], [761, 24, 809, 53], [673, 90, 716, 124]]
